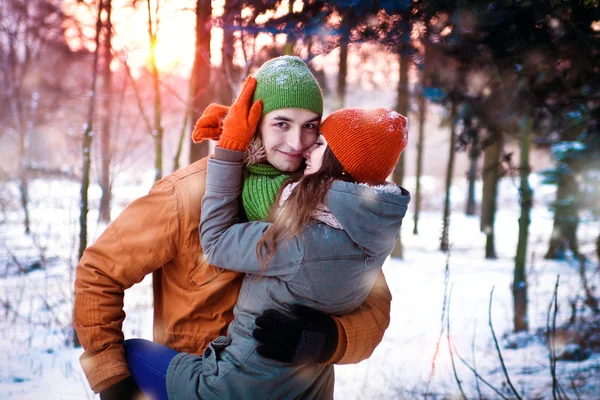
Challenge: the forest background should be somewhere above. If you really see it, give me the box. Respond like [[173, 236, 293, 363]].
[[1, 0, 600, 398]]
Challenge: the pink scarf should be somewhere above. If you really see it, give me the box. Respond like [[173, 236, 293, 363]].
[[278, 182, 344, 230]]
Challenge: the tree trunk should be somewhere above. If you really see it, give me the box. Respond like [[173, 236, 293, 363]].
[[440, 103, 457, 252], [172, 107, 190, 172], [20, 91, 40, 234], [18, 173, 30, 234], [391, 51, 410, 258], [76, 0, 103, 348], [99, 0, 113, 222], [283, 0, 295, 55], [336, 31, 349, 109], [596, 230, 600, 265], [189, 0, 212, 163], [545, 172, 580, 259], [306, 35, 313, 58], [219, 0, 235, 104], [465, 129, 479, 216], [481, 131, 502, 259], [514, 117, 533, 333], [7, 30, 32, 234], [413, 88, 426, 235], [17, 103, 32, 234], [147, 0, 164, 182]]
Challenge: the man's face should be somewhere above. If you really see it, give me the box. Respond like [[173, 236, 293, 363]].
[[259, 108, 320, 172]]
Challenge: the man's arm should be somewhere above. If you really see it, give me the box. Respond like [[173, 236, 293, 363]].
[[254, 270, 392, 365], [326, 270, 392, 364], [74, 178, 180, 393]]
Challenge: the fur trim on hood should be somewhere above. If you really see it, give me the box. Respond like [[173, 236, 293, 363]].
[[243, 137, 267, 167], [358, 182, 405, 195]]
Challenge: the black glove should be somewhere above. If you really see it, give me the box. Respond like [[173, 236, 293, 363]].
[[253, 305, 338, 364], [99, 376, 143, 400]]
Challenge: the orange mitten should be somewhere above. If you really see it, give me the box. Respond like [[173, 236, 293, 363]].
[[191, 103, 230, 143], [219, 77, 263, 152]]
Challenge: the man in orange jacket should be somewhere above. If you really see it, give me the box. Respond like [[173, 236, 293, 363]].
[[74, 56, 394, 399]]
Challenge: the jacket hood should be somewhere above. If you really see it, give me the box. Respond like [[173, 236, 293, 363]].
[[326, 181, 410, 258]]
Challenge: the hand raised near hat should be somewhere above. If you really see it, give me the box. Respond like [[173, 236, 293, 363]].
[[191, 103, 230, 143], [218, 77, 263, 152], [253, 305, 338, 364]]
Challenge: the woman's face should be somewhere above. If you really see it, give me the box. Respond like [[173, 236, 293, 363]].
[[303, 134, 328, 175]]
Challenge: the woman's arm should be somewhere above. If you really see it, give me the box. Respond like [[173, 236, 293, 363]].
[[199, 149, 303, 279]]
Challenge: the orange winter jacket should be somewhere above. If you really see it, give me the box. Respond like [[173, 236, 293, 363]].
[[73, 157, 393, 393]]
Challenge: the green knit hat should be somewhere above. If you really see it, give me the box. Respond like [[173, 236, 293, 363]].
[[253, 56, 323, 116]]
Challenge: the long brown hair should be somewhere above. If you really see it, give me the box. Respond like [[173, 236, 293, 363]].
[[256, 147, 354, 271]]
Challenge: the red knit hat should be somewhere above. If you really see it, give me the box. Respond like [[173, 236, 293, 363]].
[[320, 108, 408, 185]]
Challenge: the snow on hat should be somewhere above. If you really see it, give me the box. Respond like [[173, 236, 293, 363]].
[[320, 108, 408, 185], [253, 56, 323, 116]]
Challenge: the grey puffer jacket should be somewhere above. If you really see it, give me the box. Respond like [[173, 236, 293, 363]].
[[166, 154, 410, 400]]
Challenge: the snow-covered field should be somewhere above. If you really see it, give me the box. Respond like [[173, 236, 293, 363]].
[[1, 172, 599, 399]]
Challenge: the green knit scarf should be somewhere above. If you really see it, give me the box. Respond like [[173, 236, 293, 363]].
[[242, 163, 290, 221]]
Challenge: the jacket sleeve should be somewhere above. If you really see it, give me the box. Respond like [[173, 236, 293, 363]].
[[200, 157, 302, 280], [325, 270, 392, 364], [73, 178, 181, 393]]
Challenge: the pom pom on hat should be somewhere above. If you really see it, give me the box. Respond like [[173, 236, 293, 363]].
[[320, 108, 408, 185]]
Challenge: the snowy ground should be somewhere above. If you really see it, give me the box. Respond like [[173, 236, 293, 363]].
[[1, 173, 599, 399]]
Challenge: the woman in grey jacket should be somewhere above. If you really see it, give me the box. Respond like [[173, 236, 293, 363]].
[[125, 78, 410, 399]]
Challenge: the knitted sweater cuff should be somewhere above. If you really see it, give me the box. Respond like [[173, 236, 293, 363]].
[[218, 137, 247, 152], [215, 147, 245, 162], [322, 317, 347, 364]]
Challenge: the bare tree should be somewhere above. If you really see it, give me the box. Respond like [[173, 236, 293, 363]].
[[513, 117, 533, 332], [219, 0, 236, 104], [336, 30, 349, 109], [0, 0, 67, 234], [188, 0, 212, 163], [147, 0, 164, 182], [77, 0, 104, 347], [597, 233, 600, 266], [481, 130, 503, 259], [172, 103, 191, 172], [413, 85, 427, 235], [391, 51, 410, 258], [545, 171, 581, 260], [440, 102, 458, 252], [465, 120, 479, 217], [99, 0, 113, 221], [283, 0, 295, 55]]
